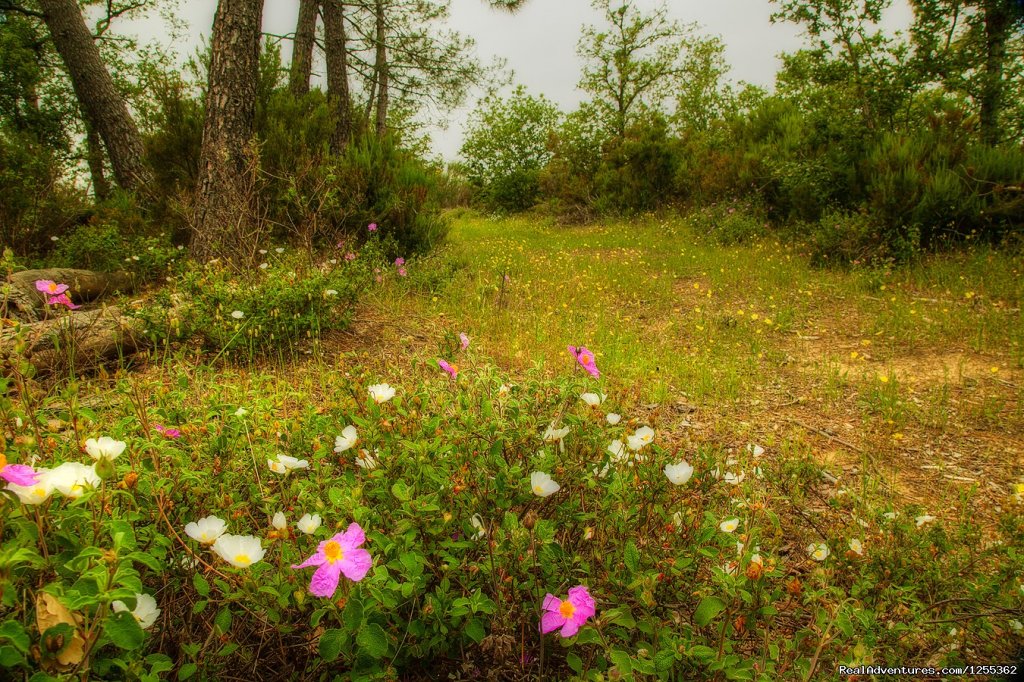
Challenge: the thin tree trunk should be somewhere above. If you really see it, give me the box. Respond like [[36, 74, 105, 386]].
[[323, 0, 352, 153], [37, 0, 151, 192], [288, 0, 319, 96], [192, 0, 266, 263], [374, 0, 389, 137], [84, 114, 111, 201], [979, 0, 1009, 145]]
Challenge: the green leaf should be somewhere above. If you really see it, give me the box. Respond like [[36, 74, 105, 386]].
[[0, 619, 30, 652], [103, 611, 145, 650], [694, 596, 727, 627], [0, 644, 25, 667], [214, 607, 232, 635], [566, 651, 583, 673], [624, 540, 640, 573], [328, 487, 345, 507], [319, 628, 345, 662], [609, 649, 633, 675], [391, 480, 410, 501], [464, 618, 485, 643], [192, 573, 210, 597], [177, 663, 198, 680], [343, 598, 363, 633], [146, 653, 174, 674], [836, 610, 854, 638], [356, 623, 389, 659], [127, 551, 163, 572]]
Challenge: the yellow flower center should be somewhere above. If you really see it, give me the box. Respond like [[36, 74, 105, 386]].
[[47, 282, 58, 292], [324, 540, 344, 564], [580, 353, 593, 365], [533, 485, 544, 495], [559, 601, 576, 619], [0, 454, 7, 469], [234, 554, 251, 566], [33, 487, 46, 498]]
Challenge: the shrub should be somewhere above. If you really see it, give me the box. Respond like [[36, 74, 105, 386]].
[[593, 114, 681, 214], [685, 200, 767, 246]]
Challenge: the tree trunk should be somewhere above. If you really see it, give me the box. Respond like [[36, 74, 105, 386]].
[[192, 0, 266, 263], [84, 114, 111, 201], [4, 268, 138, 322], [37, 0, 151, 192], [323, 0, 352, 152], [288, 0, 319, 96], [374, 0, 389, 137], [979, 0, 1009, 145]]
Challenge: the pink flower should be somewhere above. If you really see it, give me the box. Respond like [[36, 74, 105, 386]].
[[368, 223, 378, 232], [438, 359, 458, 379], [568, 346, 600, 378], [47, 293, 81, 310], [459, 333, 470, 350], [35, 280, 69, 296], [344, 252, 357, 261], [394, 257, 405, 267], [154, 424, 181, 439], [291, 522, 372, 597], [540, 586, 596, 637], [397, 267, 407, 277], [0, 454, 40, 487]]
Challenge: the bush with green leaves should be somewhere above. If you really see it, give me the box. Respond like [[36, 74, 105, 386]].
[[134, 246, 377, 358], [2, 345, 1022, 679], [686, 200, 768, 246]]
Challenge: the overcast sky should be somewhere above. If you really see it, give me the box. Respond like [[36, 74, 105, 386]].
[[119, 0, 914, 160]]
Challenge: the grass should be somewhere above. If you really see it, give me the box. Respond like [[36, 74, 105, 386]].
[[3, 211, 1023, 679]]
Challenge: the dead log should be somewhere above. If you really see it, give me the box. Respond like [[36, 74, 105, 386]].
[[3, 268, 137, 322], [1, 306, 143, 376]]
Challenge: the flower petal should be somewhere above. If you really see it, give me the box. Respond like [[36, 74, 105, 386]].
[[338, 548, 372, 582], [337, 522, 366, 550], [559, 618, 581, 637], [291, 549, 326, 570], [541, 594, 561, 613], [1, 464, 39, 487], [309, 562, 342, 598], [540, 611, 565, 634]]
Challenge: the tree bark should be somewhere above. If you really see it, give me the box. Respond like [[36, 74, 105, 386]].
[[37, 0, 151, 192], [84, 114, 111, 201], [192, 0, 266, 263], [979, 0, 1010, 145], [374, 0, 389, 137], [323, 0, 352, 152], [288, 0, 319, 96]]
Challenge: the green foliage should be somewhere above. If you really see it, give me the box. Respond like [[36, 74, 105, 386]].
[[135, 247, 374, 358], [686, 200, 768, 246], [48, 195, 182, 280], [460, 86, 561, 212], [594, 114, 681, 214]]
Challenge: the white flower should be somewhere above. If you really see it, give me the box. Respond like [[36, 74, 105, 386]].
[[498, 384, 510, 397], [259, 263, 269, 270], [750, 553, 764, 566], [719, 518, 740, 533], [605, 413, 621, 425], [593, 461, 610, 478], [185, 516, 228, 545], [271, 511, 287, 530], [50, 235, 59, 241], [1010, 620, 1023, 633], [664, 461, 694, 485], [723, 471, 745, 486], [583, 526, 594, 540], [580, 392, 605, 407], [230, 310, 244, 319], [807, 543, 830, 561], [883, 511, 897, 520], [6, 472, 55, 505], [748, 444, 765, 458], [275, 247, 285, 254], [542, 423, 570, 442], [355, 448, 379, 470], [334, 425, 358, 453], [267, 454, 309, 474], [672, 511, 684, 528], [753, 466, 764, 479], [915, 514, 936, 528], [530, 471, 560, 497], [47, 462, 100, 498], [470, 514, 486, 539], [259, 249, 268, 255], [607, 440, 627, 461], [368, 383, 396, 403], [325, 289, 338, 297], [849, 539, 864, 555], [85, 436, 126, 462], [112, 593, 160, 630], [212, 534, 265, 568], [297, 513, 321, 534], [233, 407, 248, 417], [627, 426, 655, 451]]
